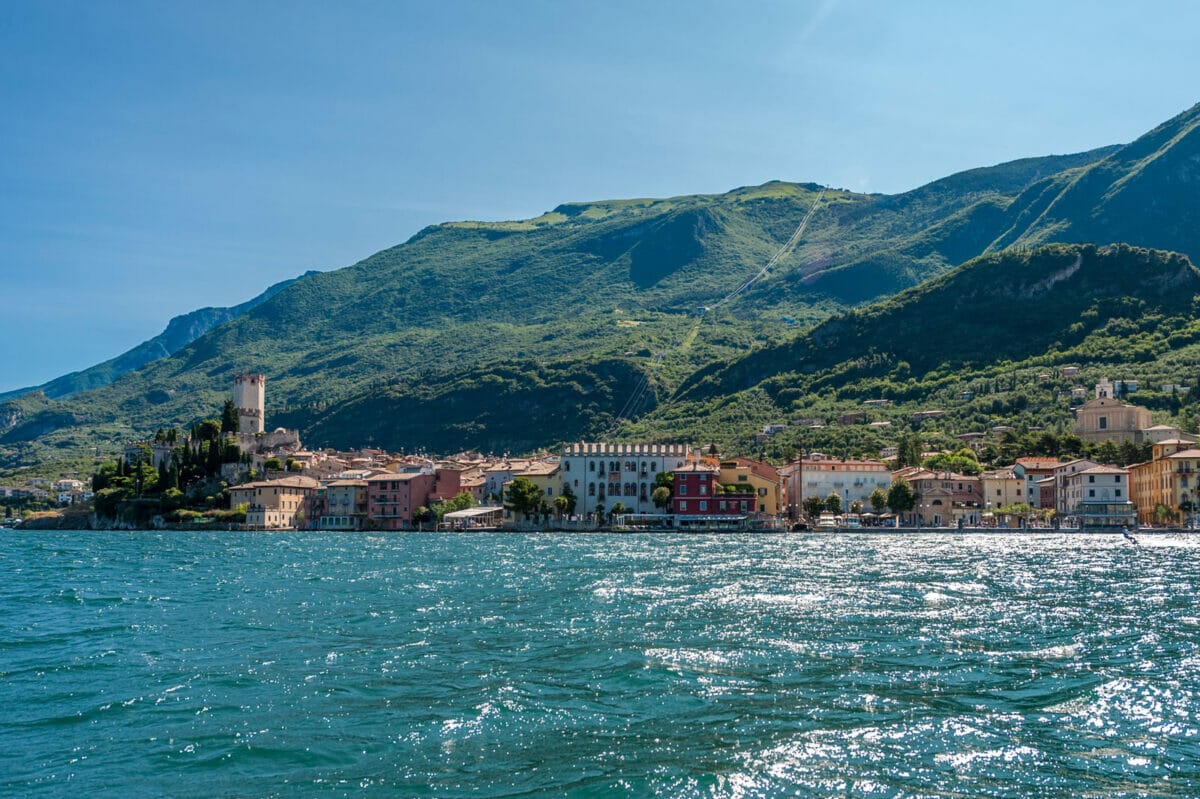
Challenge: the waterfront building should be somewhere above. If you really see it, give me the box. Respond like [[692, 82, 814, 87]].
[[1061, 465, 1135, 529], [892, 468, 982, 526], [672, 463, 721, 516], [786, 455, 890, 520], [228, 475, 320, 529], [1013, 457, 1061, 507], [316, 479, 368, 530], [365, 472, 434, 530], [718, 457, 782, 516], [483, 460, 533, 504], [560, 442, 692, 517], [979, 468, 1024, 513], [1051, 459, 1101, 517], [1129, 441, 1200, 525]]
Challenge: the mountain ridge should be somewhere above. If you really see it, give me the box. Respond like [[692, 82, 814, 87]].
[[3, 102, 1199, 472], [0, 272, 319, 403]]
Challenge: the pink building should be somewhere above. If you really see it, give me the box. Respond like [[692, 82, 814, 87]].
[[366, 472, 434, 530]]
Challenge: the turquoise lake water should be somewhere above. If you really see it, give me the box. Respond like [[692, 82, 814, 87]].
[[2, 531, 1198, 797]]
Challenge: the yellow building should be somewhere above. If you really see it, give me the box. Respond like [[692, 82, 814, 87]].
[[1130, 443, 1200, 525], [980, 468, 1024, 511], [501, 461, 564, 520], [228, 475, 320, 529], [718, 458, 782, 516]]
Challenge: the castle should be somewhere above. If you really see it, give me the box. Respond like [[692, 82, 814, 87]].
[[234, 373, 266, 434]]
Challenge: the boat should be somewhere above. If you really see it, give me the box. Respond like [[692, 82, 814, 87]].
[[815, 512, 839, 530]]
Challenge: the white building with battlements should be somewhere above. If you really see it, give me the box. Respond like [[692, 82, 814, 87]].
[[560, 442, 693, 516]]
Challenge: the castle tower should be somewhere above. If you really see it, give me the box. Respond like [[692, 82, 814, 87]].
[[233, 373, 265, 434]]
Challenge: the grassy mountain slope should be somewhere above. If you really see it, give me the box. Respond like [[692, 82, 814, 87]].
[[632, 244, 1200, 454], [7, 101, 1200, 472], [1, 149, 1112, 467], [992, 102, 1200, 260]]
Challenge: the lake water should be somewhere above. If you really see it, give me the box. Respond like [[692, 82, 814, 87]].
[[2, 531, 1198, 797]]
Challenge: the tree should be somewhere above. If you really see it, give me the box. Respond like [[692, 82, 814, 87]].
[[505, 477, 543, 521], [849, 500, 864, 514], [554, 495, 569, 519], [896, 433, 922, 468], [869, 487, 888, 513], [803, 495, 826, 520], [923, 450, 982, 476], [825, 492, 842, 514], [1093, 440, 1120, 466], [652, 485, 672, 511], [609, 502, 627, 523], [560, 483, 577, 516], [196, 419, 223, 442], [220, 400, 240, 434], [264, 457, 282, 471], [887, 477, 917, 516], [655, 472, 674, 489]]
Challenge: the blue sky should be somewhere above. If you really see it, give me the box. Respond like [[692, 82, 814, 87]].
[[2, 0, 1198, 392]]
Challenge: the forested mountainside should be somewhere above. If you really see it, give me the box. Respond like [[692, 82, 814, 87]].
[[3, 103, 1199, 473]]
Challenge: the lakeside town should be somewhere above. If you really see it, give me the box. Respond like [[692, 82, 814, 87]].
[[6, 371, 1200, 533]]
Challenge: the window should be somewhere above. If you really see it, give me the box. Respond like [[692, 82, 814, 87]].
[[1089, 475, 1095, 483], [589, 461, 595, 472], [1089, 489, 1095, 498], [679, 500, 687, 511], [679, 484, 688, 495], [564, 462, 570, 471], [699, 501, 707, 511], [700, 484, 708, 496], [588, 484, 595, 496], [1099, 417, 1108, 429], [1116, 489, 1122, 497]]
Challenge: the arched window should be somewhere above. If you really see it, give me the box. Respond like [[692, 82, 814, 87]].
[[588, 483, 595, 496]]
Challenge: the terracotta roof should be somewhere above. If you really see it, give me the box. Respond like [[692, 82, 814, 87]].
[[365, 472, 429, 482], [1015, 457, 1061, 469], [231, 475, 320, 490], [1077, 465, 1128, 475]]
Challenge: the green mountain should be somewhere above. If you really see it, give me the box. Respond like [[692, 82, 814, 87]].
[[0, 272, 317, 403], [626, 243, 1200, 459], [3, 103, 1199, 472], [995, 101, 1200, 258]]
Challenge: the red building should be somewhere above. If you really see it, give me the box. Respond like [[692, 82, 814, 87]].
[[671, 463, 720, 515]]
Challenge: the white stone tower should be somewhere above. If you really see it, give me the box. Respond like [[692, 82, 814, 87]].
[[233, 373, 265, 434]]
